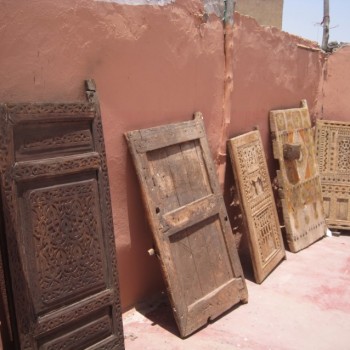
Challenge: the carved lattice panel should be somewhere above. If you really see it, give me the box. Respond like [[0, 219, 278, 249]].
[[0, 80, 124, 349], [126, 113, 248, 338], [228, 131, 285, 283], [316, 119, 350, 229], [270, 100, 326, 252]]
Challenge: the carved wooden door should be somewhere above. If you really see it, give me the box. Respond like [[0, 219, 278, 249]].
[[316, 119, 350, 229], [227, 131, 285, 283], [0, 81, 124, 349], [270, 100, 326, 253], [126, 113, 248, 338]]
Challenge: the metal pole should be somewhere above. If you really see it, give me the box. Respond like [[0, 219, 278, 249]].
[[322, 0, 330, 51]]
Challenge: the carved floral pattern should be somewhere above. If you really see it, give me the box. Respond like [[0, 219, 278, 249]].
[[29, 181, 105, 311], [21, 130, 91, 152], [5, 102, 95, 115]]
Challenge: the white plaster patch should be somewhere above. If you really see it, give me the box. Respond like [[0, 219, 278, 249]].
[[203, 0, 225, 18], [95, 0, 174, 5]]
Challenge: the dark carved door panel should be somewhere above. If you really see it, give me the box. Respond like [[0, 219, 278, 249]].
[[0, 80, 124, 349], [270, 100, 326, 252], [126, 113, 248, 338], [316, 119, 350, 229], [227, 131, 285, 283]]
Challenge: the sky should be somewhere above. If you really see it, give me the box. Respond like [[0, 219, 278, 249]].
[[282, 0, 350, 44]]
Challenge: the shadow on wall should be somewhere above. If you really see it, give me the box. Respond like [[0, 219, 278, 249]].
[[121, 151, 165, 310]]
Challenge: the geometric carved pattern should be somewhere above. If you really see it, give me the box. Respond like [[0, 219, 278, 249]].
[[22, 129, 91, 152], [15, 122, 94, 162], [228, 131, 285, 283], [316, 119, 350, 229], [338, 138, 350, 170], [12, 153, 101, 181], [270, 100, 326, 252], [0, 80, 124, 349], [126, 113, 248, 338]]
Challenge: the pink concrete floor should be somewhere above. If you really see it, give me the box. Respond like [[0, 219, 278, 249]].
[[123, 234, 350, 350]]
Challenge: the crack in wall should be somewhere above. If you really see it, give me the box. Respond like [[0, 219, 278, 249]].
[[216, 0, 235, 187]]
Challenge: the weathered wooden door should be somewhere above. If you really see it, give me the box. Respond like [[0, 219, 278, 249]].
[[126, 113, 248, 338], [0, 80, 124, 349], [270, 100, 326, 252], [316, 119, 350, 229], [227, 131, 285, 283]]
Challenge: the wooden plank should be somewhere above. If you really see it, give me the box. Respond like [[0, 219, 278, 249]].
[[129, 119, 204, 153], [148, 145, 203, 311], [176, 140, 234, 290], [40, 315, 112, 350], [0, 80, 124, 349], [36, 289, 113, 335], [269, 100, 326, 252], [228, 130, 286, 283], [165, 142, 218, 302], [125, 114, 247, 338], [162, 194, 221, 236], [315, 119, 350, 229]]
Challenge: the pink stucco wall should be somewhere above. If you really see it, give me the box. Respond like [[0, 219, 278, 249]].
[[0, 0, 225, 310], [1, 0, 349, 313], [321, 46, 350, 121], [230, 14, 325, 170]]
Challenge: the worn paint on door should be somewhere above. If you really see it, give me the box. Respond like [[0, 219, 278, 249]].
[[270, 100, 326, 252]]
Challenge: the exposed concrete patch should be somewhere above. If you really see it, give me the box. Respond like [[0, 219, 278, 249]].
[[202, 0, 225, 18]]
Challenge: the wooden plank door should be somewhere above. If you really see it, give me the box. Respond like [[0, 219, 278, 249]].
[[126, 113, 248, 338], [0, 80, 124, 349], [227, 131, 285, 283], [270, 100, 326, 252], [316, 119, 350, 229]]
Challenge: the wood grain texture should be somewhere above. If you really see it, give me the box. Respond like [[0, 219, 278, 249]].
[[0, 80, 124, 349], [125, 113, 248, 338], [228, 130, 286, 283], [270, 100, 326, 252], [316, 119, 350, 229]]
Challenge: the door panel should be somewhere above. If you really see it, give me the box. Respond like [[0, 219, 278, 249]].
[[0, 80, 124, 349], [126, 113, 247, 337], [228, 130, 285, 283], [270, 100, 326, 252], [20, 177, 106, 315], [14, 120, 94, 161], [316, 119, 350, 229]]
